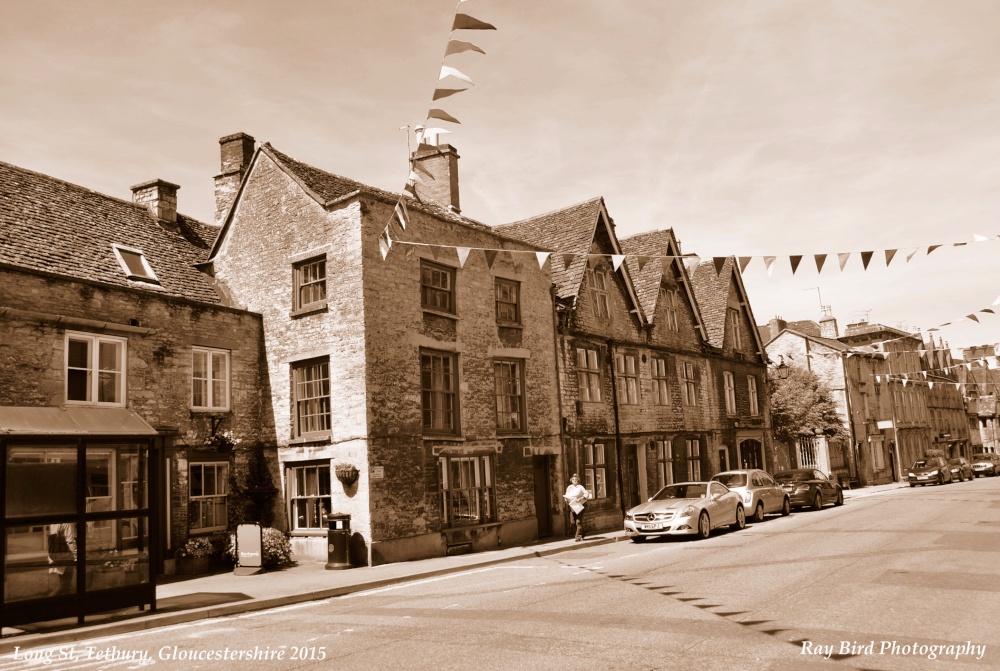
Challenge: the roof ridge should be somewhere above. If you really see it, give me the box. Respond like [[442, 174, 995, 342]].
[[497, 195, 604, 228]]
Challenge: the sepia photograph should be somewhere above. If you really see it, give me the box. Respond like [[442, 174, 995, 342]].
[[1, 1, 998, 669]]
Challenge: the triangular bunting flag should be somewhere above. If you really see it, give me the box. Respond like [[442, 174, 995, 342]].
[[906, 248, 919, 262], [927, 245, 941, 255], [445, 39, 486, 56], [452, 13, 497, 30], [982, 308, 995, 315], [921, 371, 927, 379], [875, 375, 881, 384], [535, 251, 549, 269], [713, 257, 726, 274], [764, 256, 776, 276], [974, 233, 989, 242], [404, 179, 416, 196], [814, 254, 827, 274], [967, 314, 980, 323], [738, 256, 752, 272], [483, 249, 499, 268], [902, 378, 908, 387], [439, 65, 474, 85], [993, 294, 1000, 306], [456, 247, 471, 268], [789, 255, 802, 275], [427, 108, 461, 124], [683, 256, 700, 274], [378, 233, 390, 260], [884, 249, 897, 266], [861, 251, 873, 270], [611, 254, 626, 271], [953, 242, 967, 247], [428, 244, 439, 260], [562, 253, 575, 271], [433, 87, 467, 101], [636, 255, 650, 272], [928, 381, 934, 389], [837, 253, 851, 271], [418, 127, 453, 143], [393, 201, 409, 230]]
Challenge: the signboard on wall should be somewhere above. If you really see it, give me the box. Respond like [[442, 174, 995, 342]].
[[371, 466, 384, 480], [876, 420, 894, 430]]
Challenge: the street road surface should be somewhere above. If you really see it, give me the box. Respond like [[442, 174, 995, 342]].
[[2, 478, 999, 671]]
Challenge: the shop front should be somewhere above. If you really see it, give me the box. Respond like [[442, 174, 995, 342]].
[[1, 407, 158, 629]]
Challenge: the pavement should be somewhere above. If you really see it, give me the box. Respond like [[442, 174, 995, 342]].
[[0, 480, 909, 653]]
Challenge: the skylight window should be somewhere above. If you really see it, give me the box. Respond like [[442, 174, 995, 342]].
[[112, 244, 159, 283]]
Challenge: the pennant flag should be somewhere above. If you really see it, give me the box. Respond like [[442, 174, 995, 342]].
[[838, 253, 851, 271], [456, 247, 471, 268], [428, 244, 439, 260], [378, 233, 390, 260], [906, 248, 920, 262], [860, 251, 873, 270], [562, 253, 575, 271], [412, 159, 434, 179], [927, 244, 941, 255], [683, 256, 700, 274], [484, 249, 498, 268], [875, 375, 881, 384], [967, 314, 980, 323], [611, 254, 626, 271], [953, 242, 967, 247], [789, 255, 802, 275], [974, 233, 989, 242], [404, 180, 417, 196], [452, 13, 497, 30], [713, 257, 726, 274], [535, 251, 550, 269], [738, 256, 752, 272], [885, 249, 897, 267], [921, 371, 927, 379], [902, 378, 908, 387], [928, 381, 934, 390], [418, 127, 453, 143], [433, 87, 467, 101], [427, 108, 461, 124], [814, 254, 827, 274], [636, 255, 650, 272], [982, 309, 995, 315], [393, 201, 409, 230], [993, 294, 1000, 306], [445, 39, 486, 56], [439, 65, 475, 85]]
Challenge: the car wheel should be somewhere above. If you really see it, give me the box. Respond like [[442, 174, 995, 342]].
[[630, 536, 646, 543], [910, 483, 916, 487], [812, 493, 823, 511], [835, 488, 844, 506], [731, 505, 746, 531], [781, 497, 790, 516], [697, 511, 711, 539], [938, 473, 944, 486], [751, 501, 765, 524]]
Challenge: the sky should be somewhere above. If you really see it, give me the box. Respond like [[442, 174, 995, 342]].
[[4, 0, 1000, 353]]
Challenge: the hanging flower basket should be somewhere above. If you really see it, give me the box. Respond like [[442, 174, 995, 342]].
[[204, 430, 240, 453], [335, 464, 360, 487]]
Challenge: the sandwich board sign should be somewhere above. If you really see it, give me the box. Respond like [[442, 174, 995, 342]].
[[234, 523, 264, 576]]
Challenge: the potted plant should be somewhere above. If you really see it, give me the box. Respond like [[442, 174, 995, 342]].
[[204, 429, 240, 453], [175, 537, 215, 575]]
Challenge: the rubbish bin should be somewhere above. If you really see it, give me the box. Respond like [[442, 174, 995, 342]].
[[325, 513, 352, 570]]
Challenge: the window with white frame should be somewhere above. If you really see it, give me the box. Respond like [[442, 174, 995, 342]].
[[576, 346, 602, 403], [583, 444, 608, 498], [189, 462, 228, 532], [615, 353, 639, 405], [292, 357, 331, 439], [286, 462, 331, 532], [660, 286, 679, 331], [651, 357, 669, 405], [655, 440, 673, 489], [728, 308, 743, 349], [747, 375, 759, 416], [292, 256, 327, 312], [724, 371, 736, 415], [681, 361, 697, 407], [192, 347, 230, 411], [66, 332, 127, 406], [588, 266, 611, 319], [686, 439, 702, 480], [494, 359, 526, 433], [439, 454, 496, 527]]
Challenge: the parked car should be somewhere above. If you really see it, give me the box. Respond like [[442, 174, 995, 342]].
[[624, 481, 745, 542], [948, 457, 973, 482], [907, 456, 953, 486], [711, 469, 790, 522], [773, 469, 844, 510], [971, 453, 1000, 477]]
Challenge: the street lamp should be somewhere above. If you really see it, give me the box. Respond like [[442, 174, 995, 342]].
[[768, 355, 789, 381]]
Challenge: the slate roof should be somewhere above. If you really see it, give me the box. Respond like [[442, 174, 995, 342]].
[[619, 229, 683, 325], [691, 259, 734, 348], [0, 161, 222, 304], [493, 197, 604, 301], [779, 328, 853, 352]]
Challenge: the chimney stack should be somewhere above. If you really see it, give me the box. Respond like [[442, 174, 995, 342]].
[[411, 143, 460, 213], [214, 132, 256, 225], [819, 314, 839, 340], [131, 179, 180, 232]]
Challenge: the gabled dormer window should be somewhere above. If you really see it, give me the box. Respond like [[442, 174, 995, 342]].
[[112, 244, 159, 284]]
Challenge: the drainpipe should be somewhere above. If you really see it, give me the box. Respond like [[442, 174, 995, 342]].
[[550, 284, 570, 535], [606, 339, 626, 521]]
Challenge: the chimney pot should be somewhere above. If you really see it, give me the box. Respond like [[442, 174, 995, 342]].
[[215, 132, 256, 225]]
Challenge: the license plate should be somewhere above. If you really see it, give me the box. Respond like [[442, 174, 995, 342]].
[[640, 523, 661, 530]]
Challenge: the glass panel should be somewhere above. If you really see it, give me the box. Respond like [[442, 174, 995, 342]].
[[4, 523, 78, 601], [85, 448, 113, 512], [85, 518, 149, 591], [6, 446, 78, 517], [191, 464, 204, 497]]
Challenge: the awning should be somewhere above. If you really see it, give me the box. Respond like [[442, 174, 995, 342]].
[[0, 406, 159, 436]]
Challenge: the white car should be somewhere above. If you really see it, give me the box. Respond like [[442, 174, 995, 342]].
[[711, 469, 790, 523], [624, 481, 745, 542]]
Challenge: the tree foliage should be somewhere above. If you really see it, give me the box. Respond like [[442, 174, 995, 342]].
[[770, 366, 846, 445]]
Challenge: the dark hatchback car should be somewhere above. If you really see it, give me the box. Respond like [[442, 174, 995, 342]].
[[948, 457, 973, 482], [907, 456, 953, 487], [774, 469, 844, 510]]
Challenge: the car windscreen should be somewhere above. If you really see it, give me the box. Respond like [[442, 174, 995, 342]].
[[972, 454, 992, 461], [774, 472, 810, 483], [911, 460, 928, 469], [712, 473, 747, 488], [948, 458, 963, 465], [652, 484, 707, 500]]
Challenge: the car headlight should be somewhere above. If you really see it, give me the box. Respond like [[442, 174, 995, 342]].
[[907, 472, 915, 477], [680, 505, 697, 517], [927, 470, 938, 476], [625, 513, 634, 521]]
